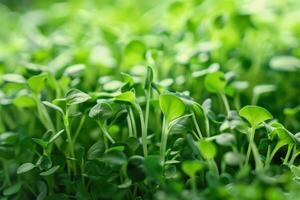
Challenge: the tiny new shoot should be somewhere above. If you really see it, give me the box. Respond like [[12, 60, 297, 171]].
[[159, 93, 185, 163], [204, 71, 230, 116], [239, 105, 273, 171]]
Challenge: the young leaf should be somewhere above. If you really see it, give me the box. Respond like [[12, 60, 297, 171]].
[[13, 96, 36, 108], [3, 183, 22, 196], [239, 105, 273, 127], [42, 101, 64, 114], [159, 93, 185, 123], [17, 163, 36, 174], [64, 64, 85, 76], [224, 152, 244, 166], [89, 101, 113, 121], [144, 66, 153, 89], [198, 139, 217, 160], [204, 71, 226, 93], [65, 89, 91, 105], [143, 155, 163, 182], [87, 141, 105, 160], [127, 155, 146, 182], [2, 73, 26, 84], [290, 165, 300, 177], [27, 73, 48, 93], [113, 91, 136, 105], [40, 165, 60, 176], [32, 138, 49, 149], [182, 160, 203, 177], [103, 149, 127, 165]]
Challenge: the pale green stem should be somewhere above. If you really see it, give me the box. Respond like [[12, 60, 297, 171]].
[[127, 115, 133, 137], [134, 104, 148, 156], [191, 176, 196, 193], [284, 145, 293, 165], [97, 122, 115, 144], [192, 111, 203, 139], [289, 147, 300, 165], [63, 108, 75, 176], [129, 107, 137, 138], [2, 160, 11, 186], [144, 88, 151, 153], [160, 117, 168, 164], [245, 127, 263, 171], [219, 92, 230, 116], [72, 114, 86, 145]]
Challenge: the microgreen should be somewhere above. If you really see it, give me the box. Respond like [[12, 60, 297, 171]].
[[1, 1, 300, 199]]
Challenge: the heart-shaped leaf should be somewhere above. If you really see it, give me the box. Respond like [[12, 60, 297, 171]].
[[198, 139, 217, 160], [239, 105, 273, 128], [27, 73, 48, 93], [159, 93, 185, 123], [182, 160, 203, 177], [204, 71, 226, 93]]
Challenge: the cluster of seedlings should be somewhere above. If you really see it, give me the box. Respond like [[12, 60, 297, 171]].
[[0, 65, 300, 199]]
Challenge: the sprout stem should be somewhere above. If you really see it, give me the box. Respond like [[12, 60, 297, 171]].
[[220, 92, 230, 115], [284, 145, 293, 165], [245, 127, 263, 171], [97, 122, 115, 144], [63, 108, 75, 176], [129, 107, 137, 138], [127, 115, 133, 137], [192, 111, 203, 139], [134, 103, 148, 156], [160, 117, 168, 163]]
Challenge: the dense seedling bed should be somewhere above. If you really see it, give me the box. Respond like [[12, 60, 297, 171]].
[[1, 0, 300, 199]]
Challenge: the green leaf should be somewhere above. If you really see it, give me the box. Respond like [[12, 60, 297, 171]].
[[239, 105, 273, 128], [2, 73, 26, 84], [64, 64, 85, 76], [3, 183, 22, 196], [32, 138, 49, 149], [204, 71, 226, 93], [144, 66, 153, 89], [27, 73, 48, 93], [224, 152, 244, 166], [182, 160, 203, 177], [36, 181, 47, 200], [49, 129, 64, 144], [17, 163, 36, 174], [159, 93, 185, 123], [198, 139, 217, 160], [13, 96, 36, 108], [214, 133, 235, 146], [103, 149, 127, 165], [270, 128, 293, 145], [65, 89, 91, 106], [42, 101, 64, 114], [40, 165, 60, 176], [36, 155, 52, 170], [87, 141, 105, 160], [143, 155, 163, 182], [113, 91, 136, 104], [127, 155, 145, 182], [291, 165, 300, 177], [270, 55, 300, 72], [121, 72, 135, 87], [89, 100, 113, 121]]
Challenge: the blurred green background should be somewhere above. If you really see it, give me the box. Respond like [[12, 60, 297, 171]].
[[1, 0, 300, 128]]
